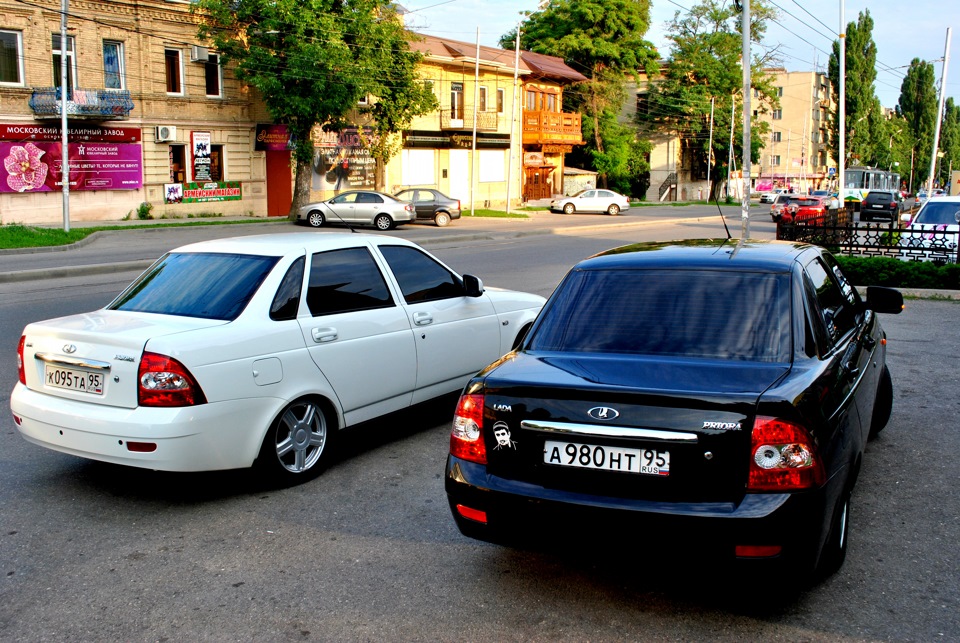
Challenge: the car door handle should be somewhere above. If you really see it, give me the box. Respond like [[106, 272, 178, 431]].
[[413, 312, 433, 326], [862, 335, 876, 349], [311, 327, 338, 343], [842, 361, 860, 379]]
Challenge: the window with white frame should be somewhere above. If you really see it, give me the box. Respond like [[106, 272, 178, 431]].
[[771, 131, 782, 142], [479, 150, 505, 183], [497, 88, 504, 113], [776, 87, 783, 97], [770, 155, 781, 166], [401, 149, 435, 185], [165, 48, 183, 94], [0, 30, 24, 85], [479, 86, 487, 112], [52, 34, 76, 94], [772, 109, 783, 120], [205, 53, 222, 97], [103, 40, 125, 90]]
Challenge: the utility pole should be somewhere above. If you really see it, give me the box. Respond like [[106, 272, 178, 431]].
[[741, 0, 752, 238], [838, 0, 846, 213], [504, 24, 520, 215], [727, 97, 735, 199], [707, 97, 715, 200], [926, 28, 952, 197], [469, 28, 480, 216], [59, 0, 70, 232]]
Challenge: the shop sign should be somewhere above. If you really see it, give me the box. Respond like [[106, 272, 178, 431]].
[[191, 131, 212, 182], [255, 124, 294, 151], [541, 145, 573, 153], [524, 152, 545, 166], [312, 126, 376, 191], [403, 130, 510, 150], [182, 181, 242, 203], [0, 123, 141, 143], [1, 141, 142, 193]]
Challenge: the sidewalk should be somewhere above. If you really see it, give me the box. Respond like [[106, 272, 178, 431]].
[[0, 206, 734, 283]]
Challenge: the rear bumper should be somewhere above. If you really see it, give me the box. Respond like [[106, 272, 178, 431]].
[[445, 455, 833, 565], [10, 383, 279, 471]]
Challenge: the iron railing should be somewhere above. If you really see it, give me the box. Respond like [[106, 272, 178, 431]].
[[29, 88, 134, 119], [777, 218, 960, 264]]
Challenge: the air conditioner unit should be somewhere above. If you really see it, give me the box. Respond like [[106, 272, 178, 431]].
[[190, 46, 209, 63], [156, 125, 177, 142]]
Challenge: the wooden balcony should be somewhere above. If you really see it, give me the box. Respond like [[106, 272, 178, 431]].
[[522, 110, 584, 145], [440, 109, 499, 131]]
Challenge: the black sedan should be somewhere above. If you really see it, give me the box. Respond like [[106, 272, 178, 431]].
[[394, 188, 462, 227], [445, 240, 903, 582]]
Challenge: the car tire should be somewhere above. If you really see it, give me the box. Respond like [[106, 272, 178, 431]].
[[869, 365, 893, 439], [434, 211, 451, 227], [307, 210, 325, 228], [607, 204, 620, 215], [255, 397, 334, 485], [374, 214, 394, 231], [815, 490, 850, 579], [562, 203, 575, 215]]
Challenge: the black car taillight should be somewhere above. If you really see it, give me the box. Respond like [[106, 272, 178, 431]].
[[747, 416, 824, 491], [450, 393, 486, 464]]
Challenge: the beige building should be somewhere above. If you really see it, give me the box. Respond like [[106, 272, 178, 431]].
[[750, 68, 837, 193]]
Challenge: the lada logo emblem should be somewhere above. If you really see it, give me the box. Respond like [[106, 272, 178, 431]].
[[588, 407, 619, 421], [63, 344, 77, 354]]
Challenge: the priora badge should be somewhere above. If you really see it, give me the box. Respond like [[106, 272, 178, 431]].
[[63, 344, 77, 354], [588, 407, 619, 421]]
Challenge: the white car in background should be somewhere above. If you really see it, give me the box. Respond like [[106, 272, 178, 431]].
[[899, 195, 960, 263], [11, 233, 545, 484], [551, 189, 631, 215]]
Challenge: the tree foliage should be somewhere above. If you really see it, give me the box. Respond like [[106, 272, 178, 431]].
[[938, 98, 960, 190], [827, 10, 879, 166], [897, 59, 938, 189], [193, 0, 435, 214], [503, 0, 659, 192], [638, 0, 779, 198]]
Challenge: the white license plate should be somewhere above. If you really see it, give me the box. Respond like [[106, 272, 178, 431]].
[[543, 440, 670, 476], [44, 365, 104, 395], [871, 204, 884, 208]]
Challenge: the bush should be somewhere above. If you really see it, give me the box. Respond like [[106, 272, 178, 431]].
[[135, 201, 154, 220], [835, 255, 960, 290]]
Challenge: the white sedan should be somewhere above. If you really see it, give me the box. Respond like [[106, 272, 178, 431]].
[[11, 233, 545, 483], [899, 195, 960, 263], [550, 189, 631, 215]]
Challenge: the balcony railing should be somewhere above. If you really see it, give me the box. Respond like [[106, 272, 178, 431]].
[[440, 109, 499, 130], [29, 88, 134, 120], [522, 110, 583, 145]]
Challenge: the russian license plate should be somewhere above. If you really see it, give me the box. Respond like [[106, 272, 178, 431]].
[[872, 204, 884, 208], [543, 440, 670, 476], [44, 365, 104, 395]]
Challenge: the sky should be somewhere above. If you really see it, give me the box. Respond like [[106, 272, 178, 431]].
[[401, 0, 958, 110]]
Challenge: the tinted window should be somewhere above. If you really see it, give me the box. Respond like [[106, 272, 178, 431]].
[[109, 252, 278, 321], [306, 248, 393, 316], [804, 259, 856, 345], [270, 256, 304, 321], [915, 201, 960, 226], [529, 269, 791, 362], [379, 245, 464, 303]]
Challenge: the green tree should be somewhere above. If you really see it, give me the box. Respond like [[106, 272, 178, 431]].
[[193, 0, 435, 215], [503, 0, 659, 192], [827, 10, 880, 166], [638, 0, 779, 199], [897, 58, 938, 189]]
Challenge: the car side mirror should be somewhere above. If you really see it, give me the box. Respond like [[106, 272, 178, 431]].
[[865, 286, 904, 314], [463, 274, 484, 298]]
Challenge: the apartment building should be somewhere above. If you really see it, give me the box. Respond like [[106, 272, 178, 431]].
[[750, 68, 837, 193]]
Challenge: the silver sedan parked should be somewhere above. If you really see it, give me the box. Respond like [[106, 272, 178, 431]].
[[297, 190, 415, 230], [550, 189, 631, 215]]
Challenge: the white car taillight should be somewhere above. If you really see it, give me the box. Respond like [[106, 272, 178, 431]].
[[17, 335, 26, 385], [138, 352, 206, 407]]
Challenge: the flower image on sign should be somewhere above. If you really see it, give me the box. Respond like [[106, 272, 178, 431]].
[[3, 142, 49, 192]]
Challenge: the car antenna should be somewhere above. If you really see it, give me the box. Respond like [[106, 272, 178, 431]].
[[714, 190, 733, 240], [326, 191, 358, 233]]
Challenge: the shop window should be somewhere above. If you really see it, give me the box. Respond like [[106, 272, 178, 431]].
[[52, 35, 76, 95], [205, 54, 222, 97], [103, 41, 125, 90], [169, 145, 186, 183], [165, 49, 183, 94], [209, 144, 223, 181], [0, 30, 24, 85]]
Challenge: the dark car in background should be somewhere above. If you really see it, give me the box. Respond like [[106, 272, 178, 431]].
[[861, 190, 901, 222], [394, 188, 462, 227], [446, 240, 903, 583]]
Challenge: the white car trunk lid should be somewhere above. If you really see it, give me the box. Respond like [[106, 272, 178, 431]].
[[21, 310, 227, 409]]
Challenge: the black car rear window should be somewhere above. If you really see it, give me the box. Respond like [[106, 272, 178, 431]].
[[528, 269, 791, 362], [108, 252, 279, 320]]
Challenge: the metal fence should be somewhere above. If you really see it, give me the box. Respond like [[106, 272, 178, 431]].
[[777, 213, 960, 264]]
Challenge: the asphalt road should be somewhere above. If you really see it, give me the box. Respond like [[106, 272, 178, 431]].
[[1, 216, 957, 641]]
